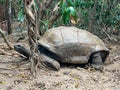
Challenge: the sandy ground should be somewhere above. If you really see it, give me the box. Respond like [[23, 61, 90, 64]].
[[0, 34, 119, 90]]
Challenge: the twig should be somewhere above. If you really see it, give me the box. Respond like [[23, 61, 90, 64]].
[[48, 2, 61, 29], [46, 0, 53, 8], [102, 28, 113, 40], [0, 28, 13, 49], [114, 56, 120, 60], [0, 48, 12, 55]]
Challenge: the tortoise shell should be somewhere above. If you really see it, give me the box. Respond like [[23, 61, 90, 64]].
[[38, 26, 109, 64]]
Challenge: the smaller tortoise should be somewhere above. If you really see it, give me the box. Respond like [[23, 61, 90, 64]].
[[14, 26, 109, 71]]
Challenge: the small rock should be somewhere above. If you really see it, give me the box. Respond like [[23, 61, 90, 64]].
[[75, 82, 79, 88], [63, 71, 71, 75], [8, 74, 13, 78], [14, 80, 22, 84], [46, 82, 50, 89], [77, 67, 81, 70]]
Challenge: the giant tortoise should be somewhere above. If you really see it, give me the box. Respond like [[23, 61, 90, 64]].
[[14, 26, 109, 71]]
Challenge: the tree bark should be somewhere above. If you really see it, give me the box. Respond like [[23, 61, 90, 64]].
[[24, 0, 42, 74], [5, 0, 12, 34]]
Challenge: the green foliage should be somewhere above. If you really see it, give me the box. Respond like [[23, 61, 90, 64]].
[[3, 0, 119, 35], [95, 0, 120, 27], [17, 0, 39, 22], [59, 0, 77, 24], [17, 9, 24, 22], [72, 0, 120, 30], [0, 0, 5, 4], [16, 0, 25, 22]]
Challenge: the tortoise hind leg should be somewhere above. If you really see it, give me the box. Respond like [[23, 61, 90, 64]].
[[90, 52, 103, 70], [41, 54, 60, 71]]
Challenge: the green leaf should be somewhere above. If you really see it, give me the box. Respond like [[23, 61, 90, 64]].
[[66, 0, 74, 6], [17, 9, 24, 22], [68, 6, 75, 16], [62, 10, 70, 24], [34, 0, 39, 11], [117, 4, 120, 9]]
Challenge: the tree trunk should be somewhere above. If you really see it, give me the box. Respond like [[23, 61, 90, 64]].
[[5, 0, 12, 34], [24, 0, 42, 74]]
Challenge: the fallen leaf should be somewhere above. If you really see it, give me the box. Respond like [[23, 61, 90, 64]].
[[0, 81, 5, 84]]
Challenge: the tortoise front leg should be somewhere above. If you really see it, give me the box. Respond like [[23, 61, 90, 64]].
[[41, 54, 60, 71], [14, 44, 60, 71], [90, 52, 103, 70]]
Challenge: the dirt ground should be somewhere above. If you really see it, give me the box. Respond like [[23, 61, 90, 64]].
[[0, 33, 119, 90]]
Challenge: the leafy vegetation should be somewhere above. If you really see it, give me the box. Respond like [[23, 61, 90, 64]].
[[0, 0, 119, 37]]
